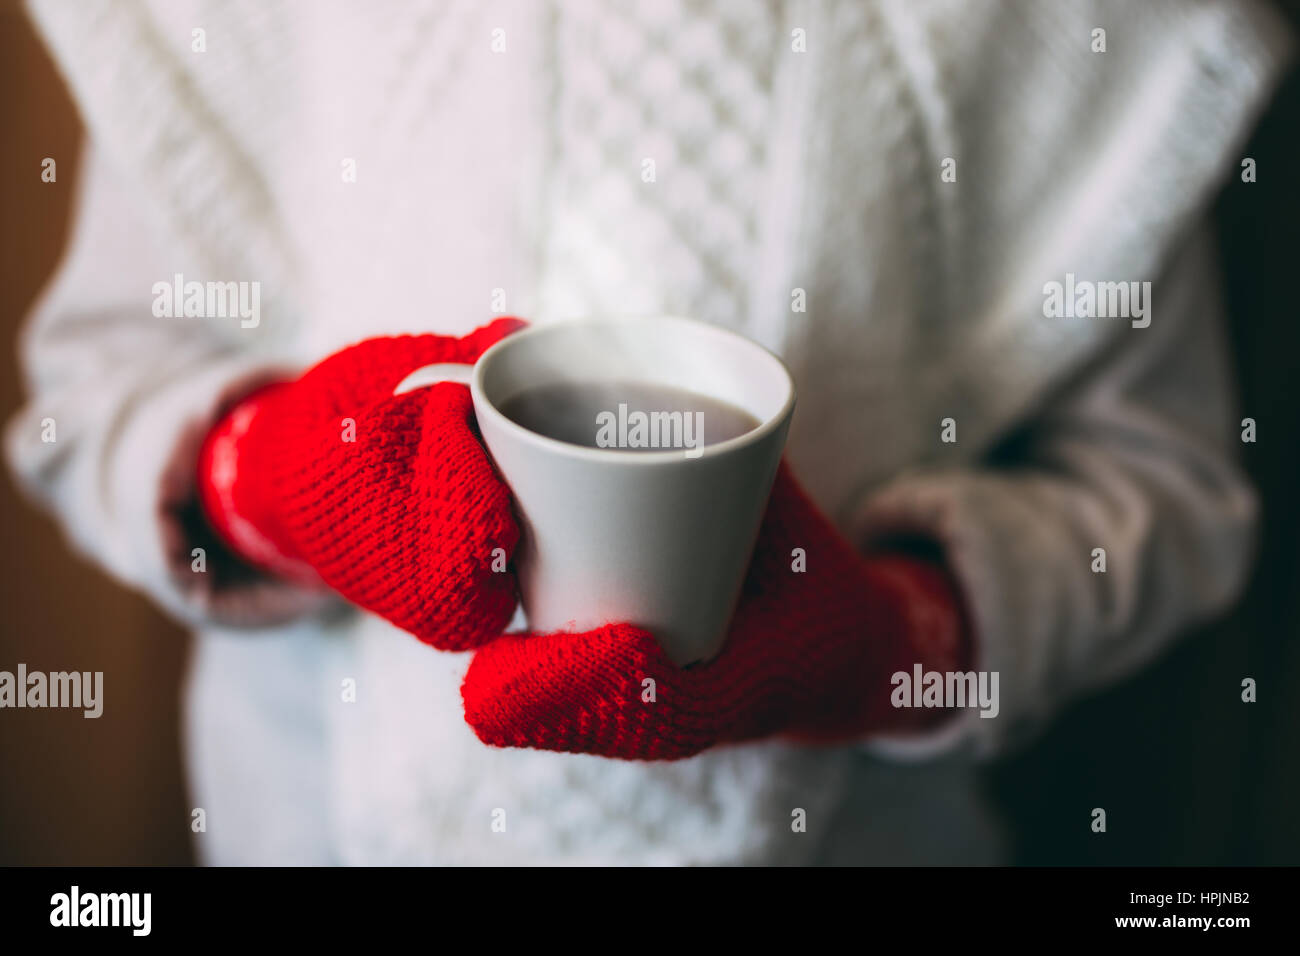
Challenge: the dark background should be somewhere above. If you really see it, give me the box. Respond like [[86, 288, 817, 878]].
[[990, 37, 1300, 863], [1, 2, 1296, 865]]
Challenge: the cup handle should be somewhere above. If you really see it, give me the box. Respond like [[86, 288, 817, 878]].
[[392, 363, 474, 396]]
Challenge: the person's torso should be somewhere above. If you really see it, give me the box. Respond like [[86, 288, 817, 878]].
[[163, 0, 1028, 864], [214, 0, 978, 517]]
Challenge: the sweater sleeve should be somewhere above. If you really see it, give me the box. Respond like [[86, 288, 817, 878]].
[[4, 144, 333, 629], [855, 225, 1257, 759]]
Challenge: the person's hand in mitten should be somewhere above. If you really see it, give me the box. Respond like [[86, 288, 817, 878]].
[[196, 318, 525, 649], [462, 461, 973, 759]]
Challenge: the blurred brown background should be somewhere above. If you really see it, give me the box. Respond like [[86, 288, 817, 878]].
[[2, 3, 1297, 865], [0, 1, 192, 865]]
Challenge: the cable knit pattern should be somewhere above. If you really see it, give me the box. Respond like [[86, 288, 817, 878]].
[[463, 463, 970, 759], [538, 0, 778, 326]]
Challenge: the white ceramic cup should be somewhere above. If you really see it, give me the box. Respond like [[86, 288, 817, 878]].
[[394, 316, 795, 665]]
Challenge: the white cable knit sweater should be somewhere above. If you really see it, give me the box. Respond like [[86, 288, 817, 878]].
[[8, 0, 1291, 864]]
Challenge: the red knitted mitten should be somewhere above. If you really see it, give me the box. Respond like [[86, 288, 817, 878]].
[[462, 462, 973, 759], [197, 318, 526, 649]]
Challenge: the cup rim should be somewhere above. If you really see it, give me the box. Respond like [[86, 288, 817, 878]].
[[470, 315, 796, 465]]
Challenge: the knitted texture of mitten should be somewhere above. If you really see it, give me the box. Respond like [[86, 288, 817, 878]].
[[198, 318, 525, 649], [462, 462, 971, 759]]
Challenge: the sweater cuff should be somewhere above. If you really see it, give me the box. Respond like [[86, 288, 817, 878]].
[[849, 470, 1020, 761], [127, 361, 339, 630]]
